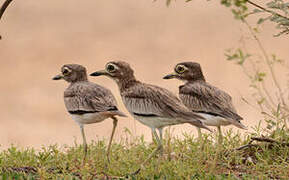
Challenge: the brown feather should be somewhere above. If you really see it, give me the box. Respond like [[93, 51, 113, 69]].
[[103, 61, 211, 131]]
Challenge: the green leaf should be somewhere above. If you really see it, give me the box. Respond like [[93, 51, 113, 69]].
[[252, 8, 263, 13], [257, 18, 266, 24]]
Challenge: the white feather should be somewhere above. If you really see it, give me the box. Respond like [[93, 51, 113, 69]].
[[71, 113, 108, 125], [132, 115, 181, 129], [197, 113, 231, 127]]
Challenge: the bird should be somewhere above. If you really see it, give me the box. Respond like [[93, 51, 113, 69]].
[[90, 61, 211, 174], [163, 62, 247, 144], [52, 64, 126, 164]]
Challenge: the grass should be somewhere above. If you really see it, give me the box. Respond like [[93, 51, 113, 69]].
[[0, 129, 288, 179]]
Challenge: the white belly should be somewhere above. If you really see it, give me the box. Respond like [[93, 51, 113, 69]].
[[198, 113, 231, 126], [132, 115, 182, 129], [71, 113, 108, 125]]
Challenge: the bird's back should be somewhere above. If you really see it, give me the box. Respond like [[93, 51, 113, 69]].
[[121, 82, 209, 130], [64, 81, 123, 116], [179, 81, 243, 121]]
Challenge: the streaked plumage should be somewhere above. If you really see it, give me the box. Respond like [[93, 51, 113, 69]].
[[164, 62, 247, 143], [64, 81, 124, 122], [179, 81, 245, 128], [53, 64, 125, 163], [121, 82, 209, 129], [90, 61, 210, 174], [91, 61, 209, 130]]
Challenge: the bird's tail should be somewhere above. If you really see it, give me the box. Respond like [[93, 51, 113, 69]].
[[189, 120, 212, 132], [181, 111, 212, 132], [112, 111, 127, 118]]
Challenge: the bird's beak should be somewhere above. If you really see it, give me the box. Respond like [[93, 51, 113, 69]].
[[90, 70, 108, 77], [163, 73, 178, 80], [90, 70, 108, 76], [52, 74, 63, 80]]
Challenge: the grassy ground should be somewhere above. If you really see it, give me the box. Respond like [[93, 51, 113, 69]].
[[0, 129, 288, 179]]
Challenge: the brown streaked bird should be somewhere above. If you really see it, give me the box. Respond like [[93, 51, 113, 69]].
[[163, 62, 247, 144], [90, 61, 211, 174], [53, 64, 126, 163]]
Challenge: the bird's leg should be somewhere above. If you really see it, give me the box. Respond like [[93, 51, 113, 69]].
[[197, 127, 202, 141], [211, 126, 223, 172], [217, 126, 223, 145], [80, 124, 88, 165], [106, 116, 118, 163], [151, 129, 156, 145], [197, 127, 205, 149], [158, 128, 164, 157], [131, 129, 163, 175]]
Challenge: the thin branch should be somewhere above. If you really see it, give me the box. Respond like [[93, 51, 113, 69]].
[[243, 19, 287, 107], [238, 35, 275, 111], [0, 0, 13, 20], [235, 143, 259, 151], [247, 0, 289, 21], [235, 136, 289, 151], [0, 0, 14, 40], [251, 136, 289, 146]]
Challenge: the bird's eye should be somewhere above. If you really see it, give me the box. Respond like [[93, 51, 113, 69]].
[[106, 64, 116, 73], [62, 68, 71, 75], [176, 65, 186, 74]]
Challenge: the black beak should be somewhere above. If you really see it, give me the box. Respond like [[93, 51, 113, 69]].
[[52, 74, 63, 80], [90, 70, 107, 77], [163, 73, 178, 80]]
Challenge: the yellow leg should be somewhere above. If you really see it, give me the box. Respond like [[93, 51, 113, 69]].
[[106, 117, 118, 163], [131, 129, 163, 175], [217, 126, 223, 145], [80, 125, 87, 165], [197, 127, 205, 150], [211, 126, 223, 173], [197, 127, 202, 141], [158, 128, 164, 156]]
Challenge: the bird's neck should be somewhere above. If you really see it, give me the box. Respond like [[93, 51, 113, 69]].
[[69, 78, 88, 85], [187, 77, 206, 84], [117, 76, 139, 92]]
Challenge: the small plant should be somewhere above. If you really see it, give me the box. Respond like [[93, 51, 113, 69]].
[[0, 132, 288, 179]]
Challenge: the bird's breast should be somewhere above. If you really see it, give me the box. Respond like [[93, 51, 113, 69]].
[[131, 114, 181, 129], [71, 112, 109, 125], [198, 113, 231, 126]]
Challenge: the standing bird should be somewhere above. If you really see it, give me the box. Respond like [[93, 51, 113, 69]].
[[163, 62, 247, 144], [90, 61, 210, 174], [53, 64, 126, 163]]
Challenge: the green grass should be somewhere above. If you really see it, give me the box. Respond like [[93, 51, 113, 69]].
[[0, 129, 289, 179]]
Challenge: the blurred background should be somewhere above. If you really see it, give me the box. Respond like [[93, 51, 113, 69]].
[[0, 0, 288, 149]]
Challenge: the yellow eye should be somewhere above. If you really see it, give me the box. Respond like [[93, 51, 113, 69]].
[[175, 65, 186, 74], [106, 63, 116, 73], [62, 67, 71, 75]]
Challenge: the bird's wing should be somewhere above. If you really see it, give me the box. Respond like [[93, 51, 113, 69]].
[[179, 82, 243, 121], [64, 82, 123, 116], [122, 83, 208, 129]]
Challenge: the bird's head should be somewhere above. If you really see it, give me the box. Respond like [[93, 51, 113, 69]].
[[53, 64, 88, 83], [90, 61, 135, 82], [163, 62, 205, 82]]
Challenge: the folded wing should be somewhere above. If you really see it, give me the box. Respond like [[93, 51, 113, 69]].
[[64, 82, 125, 116], [179, 82, 243, 121], [122, 83, 209, 130]]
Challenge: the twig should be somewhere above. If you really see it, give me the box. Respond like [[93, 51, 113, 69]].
[[247, 0, 289, 21], [3, 166, 37, 174], [235, 144, 258, 151], [251, 137, 289, 146], [0, 0, 14, 39], [243, 19, 287, 111], [235, 136, 289, 151], [0, 0, 13, 20]]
